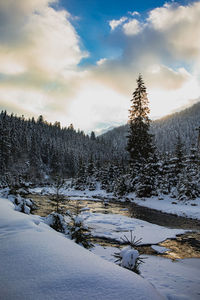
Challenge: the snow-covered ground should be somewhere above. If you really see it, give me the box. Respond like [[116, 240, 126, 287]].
[[28, 185, 200, 220], [81, 211, 187, 245], [1, 187, 199, 300], [92, 245, 200, 300], [0, 197, 163, 300], [128, 195, 200, 220]]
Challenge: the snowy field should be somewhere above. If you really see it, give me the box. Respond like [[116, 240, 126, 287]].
[[92, 245, 200, 300], [1, 189, 200, 300], [29, 185, 200, 220], [0, 197, 163, 300]]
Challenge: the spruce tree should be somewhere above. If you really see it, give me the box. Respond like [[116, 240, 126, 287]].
[[127, 74, 154, 165], [127, 74, 156, 197], [174, 136, 185, 177]]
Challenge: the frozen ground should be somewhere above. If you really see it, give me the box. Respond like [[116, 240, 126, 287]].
[[91, 245, 200, 300], [0, 197, 163, 300], [28, 185, 200, 220]]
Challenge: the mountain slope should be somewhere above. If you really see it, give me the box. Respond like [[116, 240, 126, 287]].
[[102, 100, 200, 154]]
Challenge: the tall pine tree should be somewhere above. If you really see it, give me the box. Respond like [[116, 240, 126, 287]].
[[127, 74, 156, 197], [127, 74, 154, 164]]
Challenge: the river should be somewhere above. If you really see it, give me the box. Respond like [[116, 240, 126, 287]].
[[29, 193, 200, 299]]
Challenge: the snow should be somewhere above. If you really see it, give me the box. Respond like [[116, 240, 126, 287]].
[[82, 212, 187, 244], [0, 197, 163, 300], [140, 256, 200, 300], [91, 245, 200, 300], [128, 195, 200, 220], [120, 246, 139, 269], [151, 245, 170, 254]]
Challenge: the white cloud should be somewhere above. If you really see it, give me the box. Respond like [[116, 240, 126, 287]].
[[1, 0, 200, 132], [0, 1, 87, 76], [109, 17, 128, 31], [147, 2, 200, 61], [96, 58, 108, 66], [146, 65, 191, 90], [0, 0, 88, 124], [123, 19, 142, 36], [91, 1, 200, 123], [128, 11, 140, 17]]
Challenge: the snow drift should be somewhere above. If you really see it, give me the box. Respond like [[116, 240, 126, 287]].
[[0, 197, 163, 300]]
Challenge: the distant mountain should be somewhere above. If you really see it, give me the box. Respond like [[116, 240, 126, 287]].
[[101, 100, 200, 154]]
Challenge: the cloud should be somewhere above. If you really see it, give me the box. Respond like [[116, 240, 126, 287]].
[[94, 2, 200, 91], [0, 0, 89, 124], [128, 11, 140, 17], [89, 1, 200, 125], [123, 19, 142, 35], [109, 17, 128, 31], [0, 0, 56, 43], [147, 2, 200, 61], [0, 0, 87, 76], [96, 58, 108, 66], [1, 0, 200, 133]]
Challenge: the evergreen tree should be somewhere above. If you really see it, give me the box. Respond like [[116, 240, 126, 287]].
[[90, 131, 96, 141], [126, 75, 156, 196], [174, 136, 185, 177], [127, 74, 154, 165], [177, 146, 200, 200]]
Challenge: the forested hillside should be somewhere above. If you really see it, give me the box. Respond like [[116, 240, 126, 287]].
[[102, 100, 200, 156], [1, 99, 200, 201], [0, 111, 116, 186]]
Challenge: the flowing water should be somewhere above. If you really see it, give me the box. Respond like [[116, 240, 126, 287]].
[[29, 194, 200, 260], [26, 193, 200, 299]]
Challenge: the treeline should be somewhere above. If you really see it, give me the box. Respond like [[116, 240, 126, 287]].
[[73, 140, 200, 201], [1, 105, 200, 201], [0, 111, 115, 187]]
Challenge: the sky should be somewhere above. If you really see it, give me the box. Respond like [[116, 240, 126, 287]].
[[0, 0, 200, 134]]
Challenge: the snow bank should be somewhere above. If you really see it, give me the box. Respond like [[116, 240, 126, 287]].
[[92, 245, 200, 300], [129, 195, 200, 220], [0, 197, 163, 300], [83, 212, 186, 244], [140, 255, 200, 300]]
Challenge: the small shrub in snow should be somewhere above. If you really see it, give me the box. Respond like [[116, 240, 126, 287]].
[[116, 246, 139, 269], [45, 212, 66, 233], [66, 203, 93, 249], [9, 193, 34, 214], [114, 231, 144, 274], [50, 176, 67, 213]]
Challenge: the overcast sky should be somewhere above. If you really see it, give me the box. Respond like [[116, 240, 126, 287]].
[[0, 0, 199, 133]]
